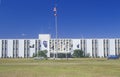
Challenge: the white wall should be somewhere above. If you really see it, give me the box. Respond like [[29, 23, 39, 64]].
[[7, 40, 13, 57], [97, 39, 104, 57], [109, 39, 115, 55], [19, 40, 24, 57], [86, 39, 92, 57], [39, 34, 51, 40], [40, 40, 50, 57], [0, 37, 119, 58], [29, 40, 35, 57], [39, 34, 50, 57], [73, 39, 80, 50]]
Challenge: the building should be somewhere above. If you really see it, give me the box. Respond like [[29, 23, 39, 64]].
[[0, 34, 120, 58]]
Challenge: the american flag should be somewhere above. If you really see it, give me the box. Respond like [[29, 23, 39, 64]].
[[53, 7, 57, 11], [53, 7, 57, 16]]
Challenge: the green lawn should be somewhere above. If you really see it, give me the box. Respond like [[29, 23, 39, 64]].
[[0, 58, 120, 77]]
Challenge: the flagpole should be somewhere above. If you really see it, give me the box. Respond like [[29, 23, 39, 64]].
[[55, 11, 58, 59], [53, 5, 58, 59]]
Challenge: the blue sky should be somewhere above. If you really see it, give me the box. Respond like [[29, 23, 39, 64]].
[[0, 0, 120, 38]]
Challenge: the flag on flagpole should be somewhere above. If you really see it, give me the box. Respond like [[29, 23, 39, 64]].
[[53, 7, 57, 16], [53, 7, 57, 12]]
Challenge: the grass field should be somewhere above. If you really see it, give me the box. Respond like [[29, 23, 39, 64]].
[[0, 58, 120, 77]]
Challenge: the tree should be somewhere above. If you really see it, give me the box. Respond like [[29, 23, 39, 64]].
[[72, 49, 84, 58], [33, 50, 48, 58], [38, 50, 48, 58], [32, 53, 37, 57], [58, 53, 66, 58]]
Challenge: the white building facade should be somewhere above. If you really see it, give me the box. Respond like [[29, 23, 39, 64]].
[[0, 34, 120, 58]]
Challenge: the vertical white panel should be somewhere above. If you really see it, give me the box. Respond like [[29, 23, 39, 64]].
[[39, 34, 50, 57], [47, 39, 50, 57], [29, 39, 35, 57], [40, 40, 50, 57], [98, 39, 104, 57], [19, 40, 24, 57], [41, 40, 48, 50], [86, 39, 92, 57], [8, 40, 13, 57], [39, 34, 50, 50], [73, 39, 80, 50], [41, 40, 50, 57], [0, 40, 2, 58], [109, 39, 115, 55]]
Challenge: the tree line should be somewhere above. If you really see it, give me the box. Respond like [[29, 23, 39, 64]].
[[33, 49, 89, 58]]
